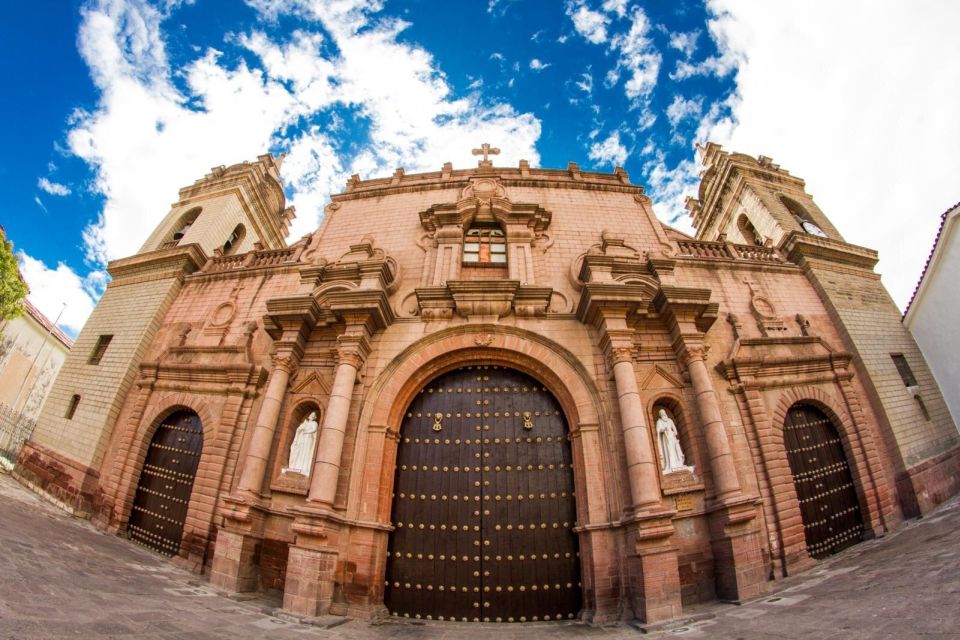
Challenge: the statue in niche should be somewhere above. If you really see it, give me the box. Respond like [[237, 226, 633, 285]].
[[283, 411, 319, 476], [655, 408, 694, 474]]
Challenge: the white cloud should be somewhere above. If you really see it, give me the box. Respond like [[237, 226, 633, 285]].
[[588, 131, 628, 166], [692, 0, 960, 309], [569, 3, 661, 107], [668, 30, 699, 58], [666, 95, 703, 128], [529, 58, 551, 72], [601, 0, 627, 18], [16, 252, 98, 337], [34, 197, 47, 213], [575, 71, 593, 94], [609, 7, 661, 103], [566, 2, 609, 45], [65, 0, 541, 266], [37, 178, 72, 196]]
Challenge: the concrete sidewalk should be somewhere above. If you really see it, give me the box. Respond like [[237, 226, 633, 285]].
[[1, 471, 957, 639]]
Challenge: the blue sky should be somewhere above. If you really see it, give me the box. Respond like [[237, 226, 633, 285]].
[[3, 1, 960, 336]]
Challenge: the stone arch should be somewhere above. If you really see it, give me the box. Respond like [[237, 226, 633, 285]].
[[354, 325, 610, 521], [344, 324, 618, 620], [223, 223, 246, 255], [311, 281, 357, 304], [124, 400, 212, 558], [111, 394, 217, 534], [737, 213, 763, 245], [768, 385, 878, 562]]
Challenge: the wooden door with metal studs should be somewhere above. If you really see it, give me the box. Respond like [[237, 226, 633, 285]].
[[385, 366, 582, 622], [128, 410, 203, 556], [784, 403, 863, 559]]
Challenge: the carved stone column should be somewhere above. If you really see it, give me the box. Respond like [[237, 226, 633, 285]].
[[609, 343, 663, 511], [680, 344, 742, 501], [236, 353, 298, 496], [211, 295, 320, 593], [283, 290, 393, 618], [307, 329, 370, 506], [578, 280, 682, 623], [657, 286, 767, 602]]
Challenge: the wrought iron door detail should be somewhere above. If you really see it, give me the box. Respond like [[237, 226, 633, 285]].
[[385, 366, 582, 622], [783, 404, 863, 559], [128, 410, 203, 556]]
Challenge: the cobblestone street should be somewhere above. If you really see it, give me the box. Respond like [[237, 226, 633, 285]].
[[1, 472, 958, 639]]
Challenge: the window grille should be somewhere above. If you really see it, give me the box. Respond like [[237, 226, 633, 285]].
[[463, 226, 506, 264]]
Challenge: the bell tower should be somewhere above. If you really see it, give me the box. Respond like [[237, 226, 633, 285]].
[[141, 154, 295, 255], [687, 142, 840, 246], [17, 154, 294, 515], [687, 143, 959, 518]]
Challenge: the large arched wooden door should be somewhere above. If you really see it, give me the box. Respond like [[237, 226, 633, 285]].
[[385, 366, 582, 623], [784, 403, 863, 559], [128, 410, 203, 556]]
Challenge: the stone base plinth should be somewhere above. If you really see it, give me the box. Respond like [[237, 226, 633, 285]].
[[626, 512, 683, 623], [14, 441, 100, 517], [897, 444, 960, 518], [282, 545, 338, 616], [709, 500, 767, 602], [210, 528, 262, 592]]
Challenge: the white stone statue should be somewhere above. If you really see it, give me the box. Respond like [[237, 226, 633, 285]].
[[284, 411, 318, 475], [656, 409, 694, 474]]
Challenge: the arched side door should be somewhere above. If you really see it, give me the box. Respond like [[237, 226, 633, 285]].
[[784, 403, 863, 559], [385, 365, 582, 623], [128, 410, 203, 556]]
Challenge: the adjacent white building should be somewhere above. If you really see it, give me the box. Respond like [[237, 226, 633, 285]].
[[0, 299, 73, 419], [904, 201, 960, 429]]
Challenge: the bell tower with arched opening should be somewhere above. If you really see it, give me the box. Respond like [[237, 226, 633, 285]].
[[18, 154, 295, 515], [687, 142, 959, 519]]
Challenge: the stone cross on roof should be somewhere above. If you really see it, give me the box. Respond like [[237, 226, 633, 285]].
[[472, 143, 500, 165]]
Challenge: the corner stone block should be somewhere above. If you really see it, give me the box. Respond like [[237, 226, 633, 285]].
[[627, 545, 683, 623], [282, 545, 338, 617], [710, 526, 767, 602], [209, 529, 261, 593]]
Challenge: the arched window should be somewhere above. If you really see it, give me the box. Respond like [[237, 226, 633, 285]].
[[780, 196, 827, 237], [737, 214, 763, 246], [172, 207, 201, 243], [223, 224, 246, 255], [463, 223, 506, 264]]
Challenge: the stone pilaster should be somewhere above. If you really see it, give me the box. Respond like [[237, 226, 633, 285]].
[[211, 295, 321, 593], [577, 280, 683, 622], [307, 328, 371, 506], [658, 286, 766, 602]]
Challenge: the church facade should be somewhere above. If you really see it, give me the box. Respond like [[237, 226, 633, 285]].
[[16, 145, 959, 624]]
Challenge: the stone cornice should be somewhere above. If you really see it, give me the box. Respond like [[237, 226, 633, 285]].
[[780, 231, 879, 271], [418, 196, 552, 236], [717, 335, 854, 388], [653, 285, 720, 334], [139, 344, 266, 393], [333, 165, 645, 203], [325, 288, 396, 332], [414, 281, 553, 320], [576, 282, 656, 327], [107, 244, 207, 283], [262, 295, 327, 341]]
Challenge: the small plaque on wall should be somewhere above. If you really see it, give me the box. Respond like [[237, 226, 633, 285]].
[[675, 494, 694, 512]]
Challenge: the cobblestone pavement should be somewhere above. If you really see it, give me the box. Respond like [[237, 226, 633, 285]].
[[2, 471, 958, 639]]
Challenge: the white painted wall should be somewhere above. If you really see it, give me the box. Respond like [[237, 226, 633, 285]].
[[905, 205, 960, 429]]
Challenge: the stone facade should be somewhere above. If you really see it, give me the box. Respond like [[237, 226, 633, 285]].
[[16, 146, 959, 624]]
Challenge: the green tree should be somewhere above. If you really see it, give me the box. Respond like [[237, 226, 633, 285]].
[[0, 236, 28, 333]]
